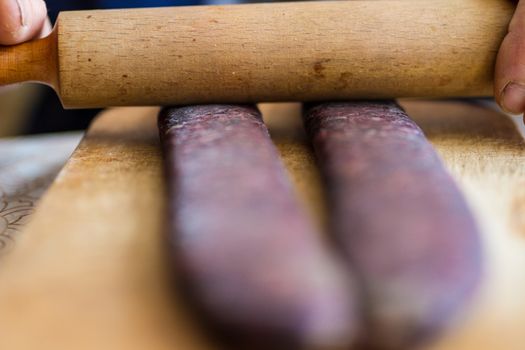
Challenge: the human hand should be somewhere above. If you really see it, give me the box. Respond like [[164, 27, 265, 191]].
[[495, 1, 525, 116], [0, 0, 50, 45]]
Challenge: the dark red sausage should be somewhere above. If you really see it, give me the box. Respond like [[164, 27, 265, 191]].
[[303, 102, 482, 349], [158, 105, 358, 348]]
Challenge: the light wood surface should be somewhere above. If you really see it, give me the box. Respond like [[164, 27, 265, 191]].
[[0, 101, 524, 349], [402, 101, 525, 350], [0, 0, 516, 108], [0, 108, 215, 350]]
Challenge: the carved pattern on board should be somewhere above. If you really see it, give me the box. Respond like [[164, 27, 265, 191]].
[[0, 133, 82, 255], [0, 173, 58, 255]]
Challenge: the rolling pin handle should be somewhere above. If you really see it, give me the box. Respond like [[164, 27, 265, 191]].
[[0, 30, 57, 88]]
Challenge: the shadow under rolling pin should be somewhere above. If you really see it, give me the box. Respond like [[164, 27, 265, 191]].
[[0, 0, 515, 109]]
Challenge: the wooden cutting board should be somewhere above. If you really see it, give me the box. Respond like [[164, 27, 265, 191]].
[[0, 101, 524, 349]]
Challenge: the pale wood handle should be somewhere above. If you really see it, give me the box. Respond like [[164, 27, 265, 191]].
[[2, 0, 517, 108]]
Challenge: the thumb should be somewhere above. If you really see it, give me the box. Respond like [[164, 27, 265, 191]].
[[0, 0, 48, 45]]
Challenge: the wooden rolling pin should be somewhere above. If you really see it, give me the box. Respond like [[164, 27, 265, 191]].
[[0, 0, 515, 108]]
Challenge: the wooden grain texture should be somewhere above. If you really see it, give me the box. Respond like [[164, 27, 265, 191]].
[[55, 0, 513, 107], [0, 102, 524, 349], [1, 0, 515, 107]]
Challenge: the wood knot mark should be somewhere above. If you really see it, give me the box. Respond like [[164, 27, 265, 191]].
[[336, 72, 353, 90], [439, 76, 453, 87], [313, 59, 331, 79]]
